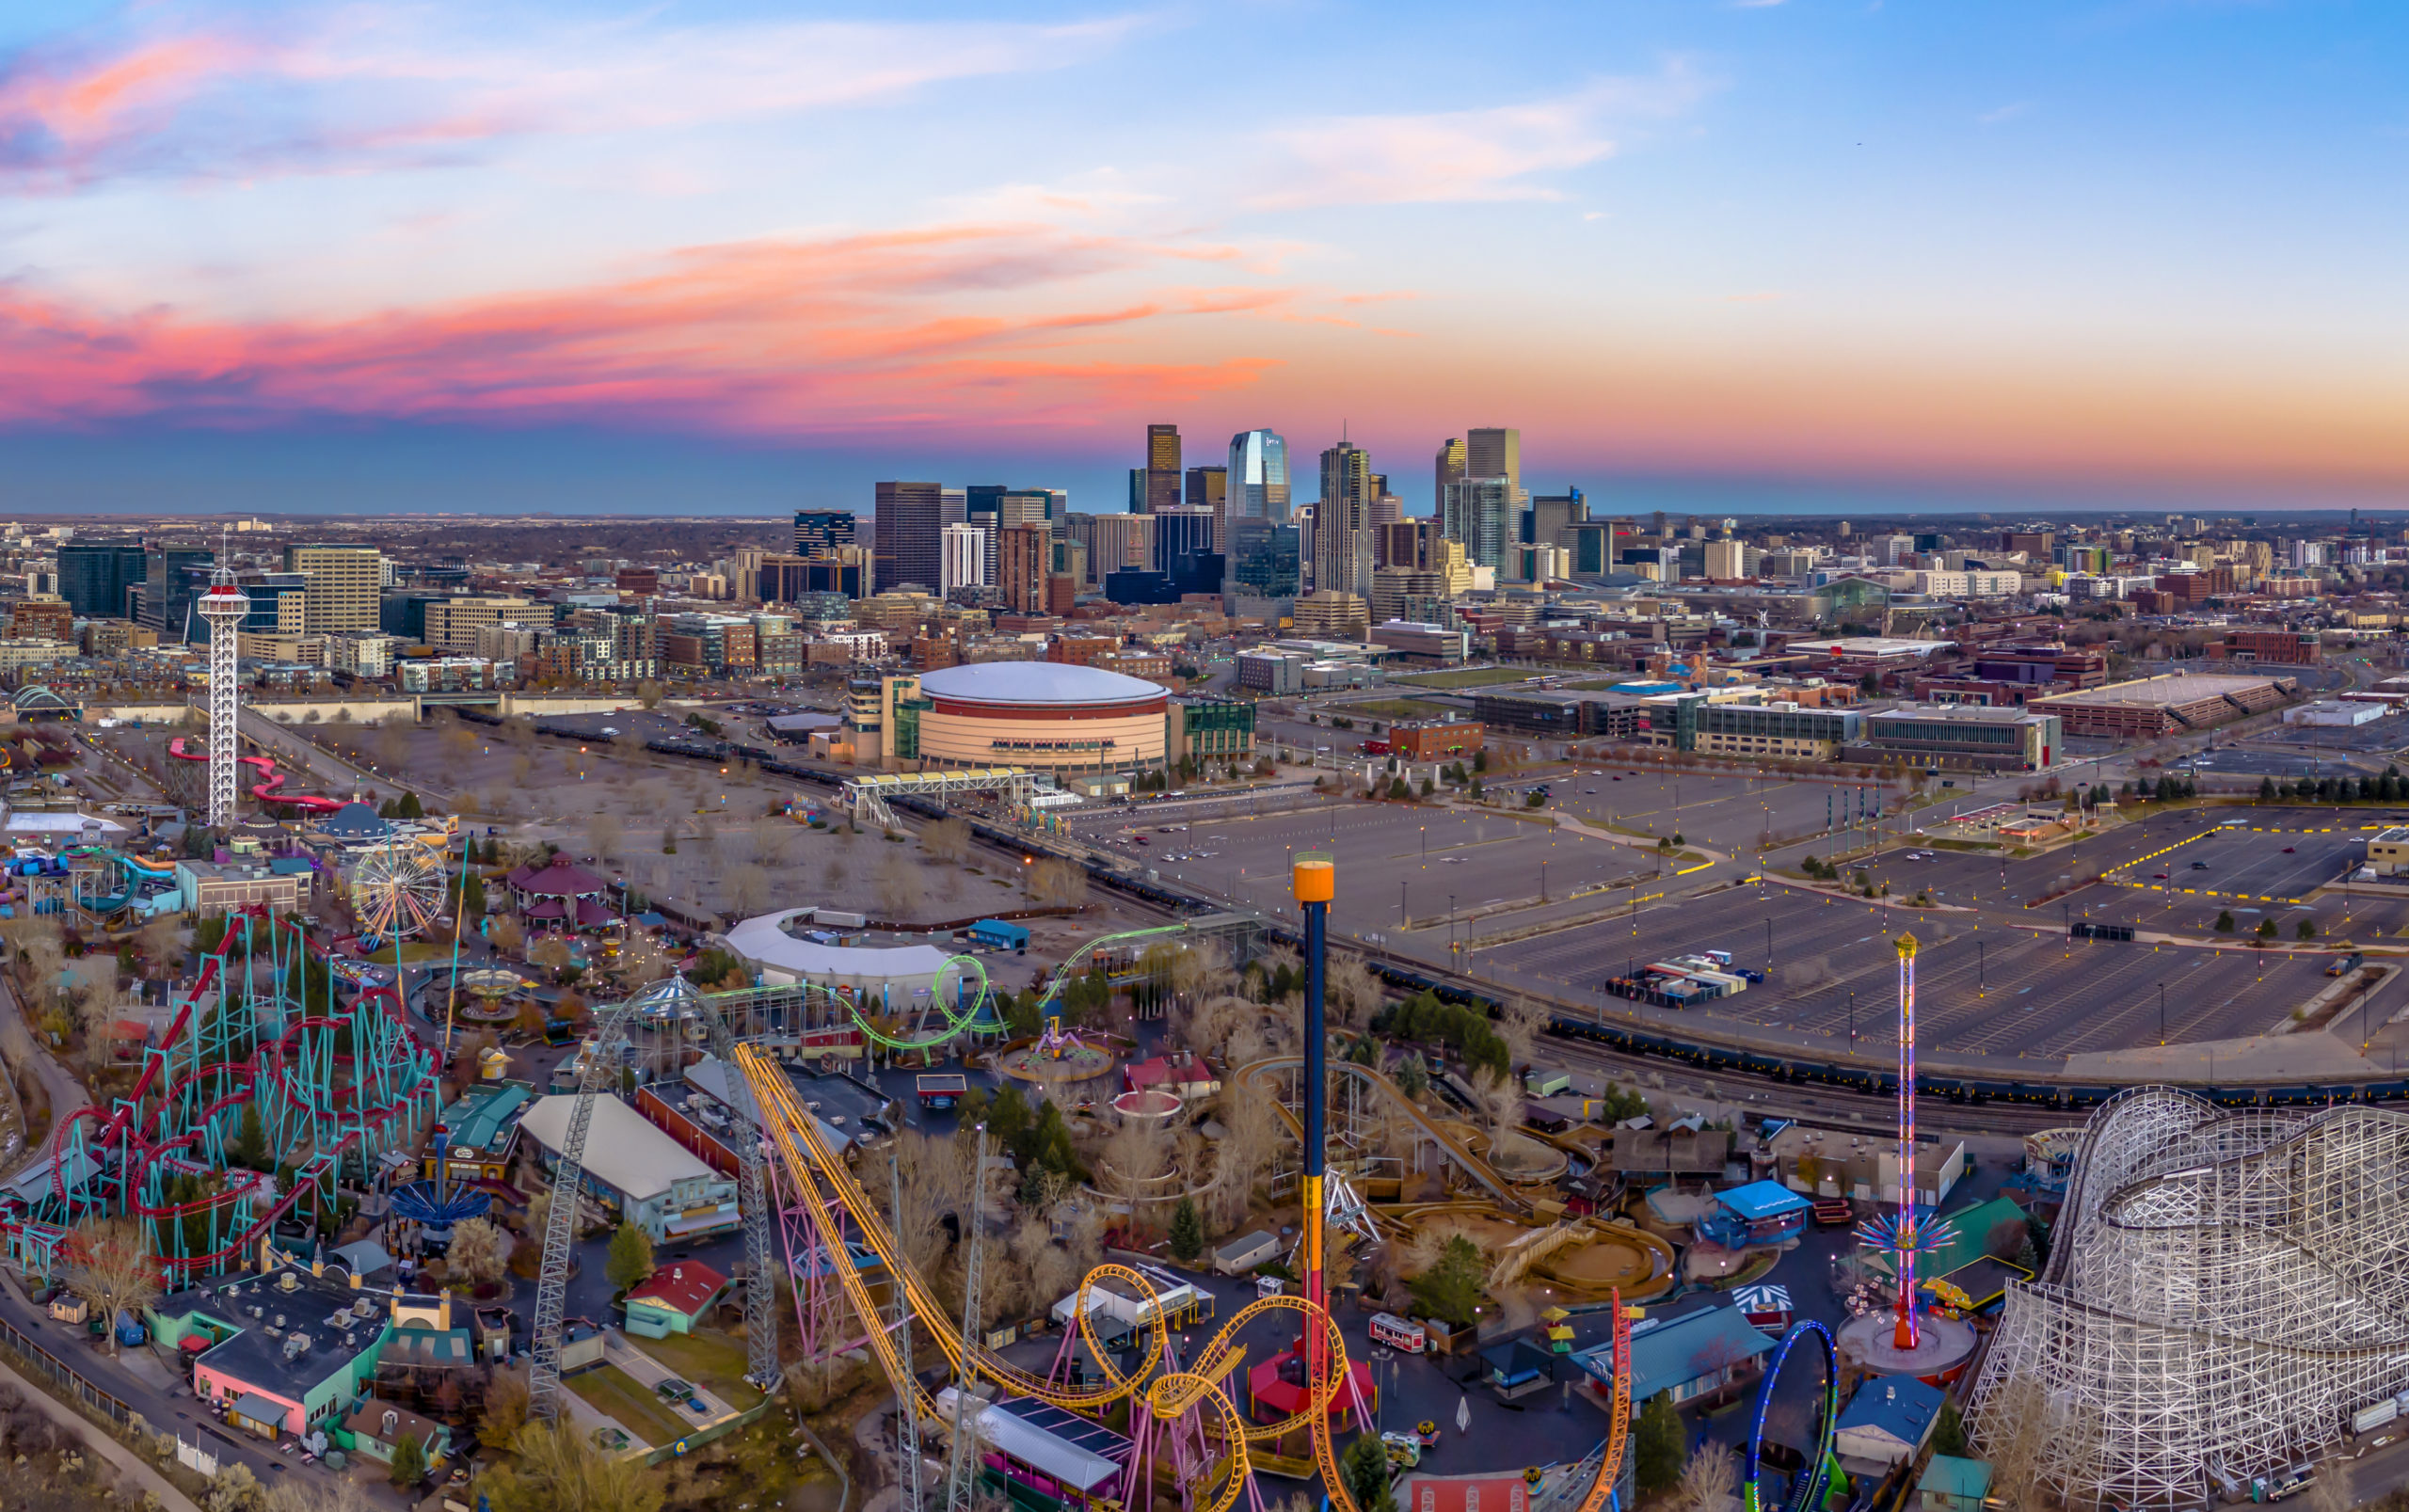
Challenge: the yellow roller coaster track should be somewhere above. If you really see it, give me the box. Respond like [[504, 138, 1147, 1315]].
[[737, 1045, 1633, 1512]]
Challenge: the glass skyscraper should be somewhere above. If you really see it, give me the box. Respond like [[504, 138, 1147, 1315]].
[[1225, 429, 1290, 524]]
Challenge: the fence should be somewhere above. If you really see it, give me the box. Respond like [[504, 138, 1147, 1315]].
[[0, 1308, 143, 1433]]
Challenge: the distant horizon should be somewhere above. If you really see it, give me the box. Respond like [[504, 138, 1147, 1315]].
[[0, 422, 2400, 523]]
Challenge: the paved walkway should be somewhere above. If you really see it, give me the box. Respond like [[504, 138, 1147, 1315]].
[[0, 1351, 203, 1512], [602, 1329, 740, 1428]]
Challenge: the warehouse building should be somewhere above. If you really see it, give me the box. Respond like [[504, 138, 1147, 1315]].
[[518, 1094, 743, 1243], [2031, 673, 2292, 740]]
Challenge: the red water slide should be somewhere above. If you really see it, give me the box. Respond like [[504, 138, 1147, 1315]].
[[166, 738, 350, 815]]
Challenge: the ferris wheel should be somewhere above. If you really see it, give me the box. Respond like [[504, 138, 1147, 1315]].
[[353, 841, 449, 943]]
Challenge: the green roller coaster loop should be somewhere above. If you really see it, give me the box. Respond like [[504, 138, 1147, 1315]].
[[831, 922, 1197, 1052]]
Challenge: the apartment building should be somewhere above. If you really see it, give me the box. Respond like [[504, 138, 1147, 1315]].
[[282, 546, 384, 632]]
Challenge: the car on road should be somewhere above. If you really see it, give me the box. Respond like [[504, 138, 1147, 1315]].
[[2154, 871, 2170, 880], [2285, 846, 2297, 853], [2192, 861, 2210, 869]]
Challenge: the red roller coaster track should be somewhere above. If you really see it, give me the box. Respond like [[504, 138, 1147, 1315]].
[[8, 908, 435, 1278]]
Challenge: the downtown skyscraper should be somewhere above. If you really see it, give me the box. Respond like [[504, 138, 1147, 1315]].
[[1314, 439, 1375, 599]]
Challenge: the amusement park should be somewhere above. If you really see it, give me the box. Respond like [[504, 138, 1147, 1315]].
[[0, 566, 2387, 1512]]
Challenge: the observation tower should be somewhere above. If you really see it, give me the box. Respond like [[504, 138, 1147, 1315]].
[[195, 561, 250, 831]]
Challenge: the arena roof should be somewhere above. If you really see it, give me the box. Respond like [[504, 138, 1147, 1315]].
[[917, 661, 1165, 706]]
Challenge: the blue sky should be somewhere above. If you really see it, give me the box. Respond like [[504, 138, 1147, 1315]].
[[0, 0, 2400, 515]]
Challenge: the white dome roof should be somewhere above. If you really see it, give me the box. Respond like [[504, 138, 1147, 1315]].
[[917, 661, 1164, 706]]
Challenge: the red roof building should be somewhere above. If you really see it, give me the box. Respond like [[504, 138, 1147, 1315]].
[[504, 858, 617, 931]]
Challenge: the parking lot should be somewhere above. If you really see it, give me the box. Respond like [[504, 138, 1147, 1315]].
[[1082, 800, 1661, 945], [1539, 766, 1891, 853], [1485, 883, 2350, 1058]]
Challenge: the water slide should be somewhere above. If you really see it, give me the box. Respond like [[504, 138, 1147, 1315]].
[[166, 739, 348, 814]]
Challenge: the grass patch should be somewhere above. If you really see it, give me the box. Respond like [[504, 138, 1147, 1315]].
[[567, 1364, 698, 1447], [1394, 667, 1554, 689], [636, 1329, 768, 1409]]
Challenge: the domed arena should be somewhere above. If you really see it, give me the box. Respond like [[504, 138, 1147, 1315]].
[[909, 661, 1168, 774]]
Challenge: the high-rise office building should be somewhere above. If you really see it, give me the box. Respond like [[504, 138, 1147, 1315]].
[[1526, 488, 1585, 549], [1314, 441, 1376, 600], [1153, 506, 1220, 595], [1184, 466, 1226, 515], [282, 545, 383, 632], [139, 543, 215, 642], [794, 510, 856, 556], [1378, 518, 1447, 571], [1087, 514, 1155, 584], [941, 524, 990, 592], [873, 482, 946, 593], [998, 523, 1051, 613], [1226, 429, 1291, 523], [1229, 518, 1300, 600], [56, 539, 147, 619], [1466, 428, 1521, 495], [1143, 423, 1182, 514], [1440, 478, 1514, 571], [1434, 438, 1466, 509], [996, 490, 1051, 530], [1702, 539, 1747, 580]]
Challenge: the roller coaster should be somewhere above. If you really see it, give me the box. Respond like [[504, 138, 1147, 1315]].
[[0, 908, 438, 1280], [737, 1042, 1635, 1512]]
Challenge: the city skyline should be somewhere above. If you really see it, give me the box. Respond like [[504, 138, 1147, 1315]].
[[0, 1, 2400, 516]]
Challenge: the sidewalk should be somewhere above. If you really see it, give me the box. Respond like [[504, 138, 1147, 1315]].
[[0, 1351, 202, 1512]]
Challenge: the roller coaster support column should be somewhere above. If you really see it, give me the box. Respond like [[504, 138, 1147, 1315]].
[[1294, 853, 1334, 1332]]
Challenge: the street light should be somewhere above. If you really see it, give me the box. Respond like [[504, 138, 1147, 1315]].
[[2159, 980, 2167, 1044]]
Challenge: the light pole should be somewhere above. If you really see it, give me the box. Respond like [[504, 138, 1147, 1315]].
[[1848, 990, 1856, 1049], [2159, 980, 2167, 1044], [1978, 939, 1986, 996]]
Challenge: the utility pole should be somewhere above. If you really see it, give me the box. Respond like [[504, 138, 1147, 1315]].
[[943, 1125, 990, 1512], [892, 1154, 926, 1512]]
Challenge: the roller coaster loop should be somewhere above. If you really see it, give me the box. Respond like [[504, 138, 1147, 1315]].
[[1744, 1320, 1840, 1512], [736, 1043, 1635, 1512]]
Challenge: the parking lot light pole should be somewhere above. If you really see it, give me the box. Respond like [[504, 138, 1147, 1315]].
[[2159, 980, 2167, 1044]]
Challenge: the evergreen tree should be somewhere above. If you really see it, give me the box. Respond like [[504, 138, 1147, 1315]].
[[1168, 1196, 1205, 1264], [604, 1221, 655, 1295], [232, 1102, 268, 1170], [2214, 910, 2235, 934], [2298, 916, 2318, 940], [2257, 917, 2279, 940], [1387, 776, 1411, 801], [2259, 776, 2277, 801], [396, 791, 423, 820], [389, 1432, 427, 1488], [1931, 1400, 1969, 1457], [1406, 1236, 1486, 1325], [461, 870, 487, 917], [1635, 1392, 1685, 1494], [1339, 1434, 1395, 1512]]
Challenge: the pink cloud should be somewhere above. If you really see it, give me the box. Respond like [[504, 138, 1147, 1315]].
[[0, 225, 1288, 435]]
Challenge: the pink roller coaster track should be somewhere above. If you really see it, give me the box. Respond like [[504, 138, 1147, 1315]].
[[166, 738, 348, 815], [14, 908, 431, 1277]]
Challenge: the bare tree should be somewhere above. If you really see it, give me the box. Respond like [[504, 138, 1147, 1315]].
[[725, 863, 774, 919], [1214, 1086, 1284, 1230], [585, 811, 625, 862], [61, 1217, 160, 1355], [1326, 952, 1384, 1031], [1673, 1441, 1739, 1512], [922, 818, 972, 865], [1029, 858, 1089, 910], [887, 1132, 971, 1280], [1498, 996, 1550, 1078], [1100, 1115, 1173, 1235], [444, 1217, 511, 1289], [876, 851, 924, 921]]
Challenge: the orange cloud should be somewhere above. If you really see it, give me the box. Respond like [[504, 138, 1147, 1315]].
[[0, 224, 1292, 435]]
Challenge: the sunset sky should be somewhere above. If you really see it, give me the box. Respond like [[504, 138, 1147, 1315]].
[[0, 0, 2401, 515]]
